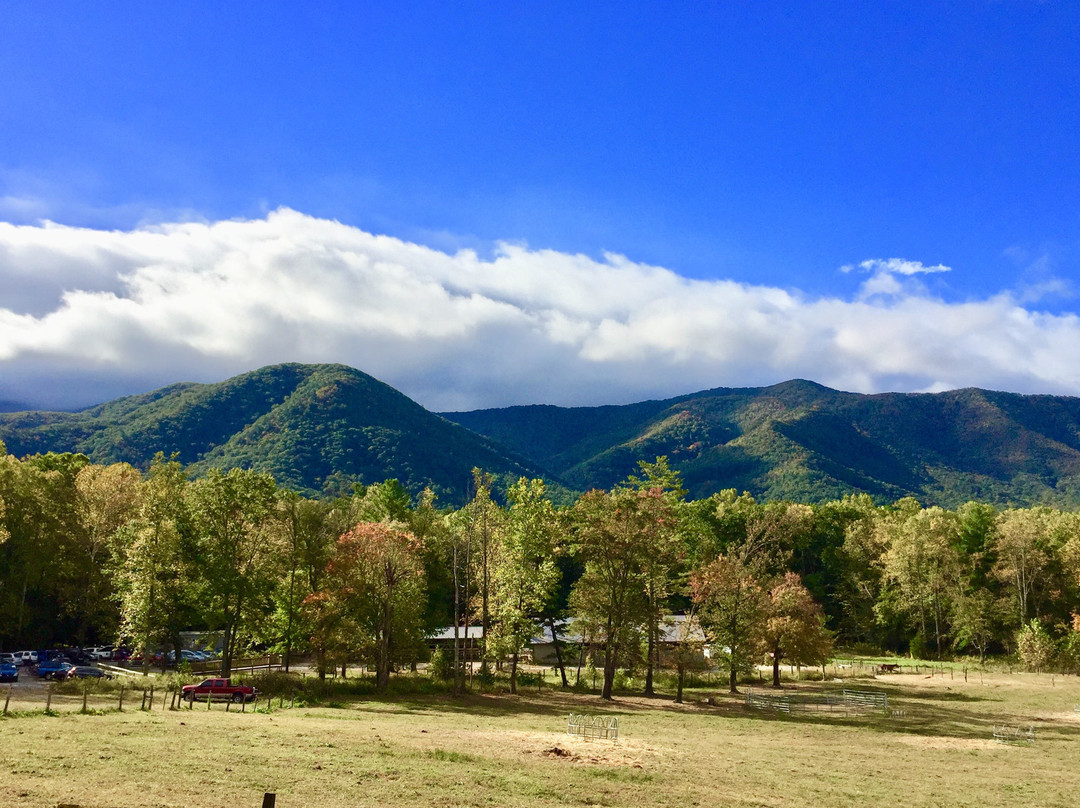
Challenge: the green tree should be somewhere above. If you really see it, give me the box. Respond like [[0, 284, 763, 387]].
[[993, 508, 1055, 628], [627, 457, 684, 696], [489, 477, 560, 694], [459, 469, 502, 674], [72, 462, 142, 643], [878, 505, 962, 656], [187, 467, 279, 676], [111, 454, 195, 673], [951, 589, 999, 663], [273, 492, 337, 672], [569, 487, 662, 699]]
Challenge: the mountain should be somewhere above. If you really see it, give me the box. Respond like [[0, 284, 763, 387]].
[[0, 363, 554, 505], [443, 380, 1080, 508], [7, 364, 1080, 508]]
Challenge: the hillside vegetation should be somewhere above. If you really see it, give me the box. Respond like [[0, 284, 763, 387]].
[[0, 363, 546, 503], [7, 363, 1080, 506], [446, 380, 1080, 507]]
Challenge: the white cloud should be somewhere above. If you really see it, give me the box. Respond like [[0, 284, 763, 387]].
[[1, 209, 1079, 411], [850, 258, 952, 276]]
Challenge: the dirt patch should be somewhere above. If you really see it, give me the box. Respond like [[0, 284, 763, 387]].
[[500, 729, 665, 766], [543, 746, 573, 757], [893, 735, 1006, 751]]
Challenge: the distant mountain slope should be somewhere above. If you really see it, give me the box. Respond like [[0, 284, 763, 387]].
[[8, 364, 1080, 507], [0, 364, 553, 504], [444, 381, 1080, 507]]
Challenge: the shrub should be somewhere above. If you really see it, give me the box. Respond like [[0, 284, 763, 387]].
[[908, 633, 927, 661], [1016, 619, 1055, 672], [428, 647, 453, 682]]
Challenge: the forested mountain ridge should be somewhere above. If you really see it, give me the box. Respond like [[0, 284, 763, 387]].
[[7, 363, 1080, 507], [0, 363, 550, 504], [444, 380, 1080, 508]]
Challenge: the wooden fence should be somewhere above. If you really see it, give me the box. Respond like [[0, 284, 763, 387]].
[[1, 682, 288, 716]]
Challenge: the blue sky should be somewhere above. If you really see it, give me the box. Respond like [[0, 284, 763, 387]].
[[1, 3, 1079, 410]]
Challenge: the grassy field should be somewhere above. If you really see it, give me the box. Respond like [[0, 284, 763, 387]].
[[2, 668, 1080, 808]]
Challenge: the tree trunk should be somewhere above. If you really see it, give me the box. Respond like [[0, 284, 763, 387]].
[[676, 664, 685, 703], [601, 645, 617, 700], [772, 646, 782, 688], [644, 621, 656, 696], [548, 616, 568, 687], [509, 651, 518, 694], [452, 543, 463, 696], [729, 662, 738, 694]]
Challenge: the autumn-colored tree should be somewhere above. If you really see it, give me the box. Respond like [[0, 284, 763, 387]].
[[758, 572, 832, 687], [692, 551, 767, 693], [326, 521, 425, 689]]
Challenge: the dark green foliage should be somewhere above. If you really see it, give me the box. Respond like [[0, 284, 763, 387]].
[[0, 364, 558, 506]]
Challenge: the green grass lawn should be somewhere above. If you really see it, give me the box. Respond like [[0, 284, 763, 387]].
[[2, 669, 1079, 808]]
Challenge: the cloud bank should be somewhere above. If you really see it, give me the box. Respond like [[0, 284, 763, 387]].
[[1, 208, 1078, 412]]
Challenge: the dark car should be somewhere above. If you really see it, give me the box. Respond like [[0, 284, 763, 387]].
[[65, 666, 112, 680], [0, 662, 18, 682], [36, 658, 73, 679]]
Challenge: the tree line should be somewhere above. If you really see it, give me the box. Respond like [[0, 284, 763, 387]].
[[3, 442, 1080, 697]]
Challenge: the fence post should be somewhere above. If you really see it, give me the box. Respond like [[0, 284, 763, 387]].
[[118, 686, 124, 712], [3, 683, 12, 715], [262, 793, 276, 808], [81, 684, 88, 714], [207, 691, 212, 710]]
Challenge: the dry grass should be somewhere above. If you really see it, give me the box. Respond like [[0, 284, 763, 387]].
[[2, 670, 1080, 807]]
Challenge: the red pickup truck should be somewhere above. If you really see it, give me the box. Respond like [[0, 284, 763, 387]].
[[181, 678, 258, 704]]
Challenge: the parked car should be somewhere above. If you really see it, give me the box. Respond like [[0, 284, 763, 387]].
[[166, 649, 203, 663], [18, 651, 37, 665], [180, 678, 257, 703], [36, 659, 73, 679], [0, 652, 19, 667], [65, 666, 112, 680], [0, 661, 18, 682]]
